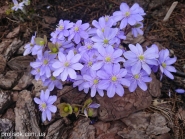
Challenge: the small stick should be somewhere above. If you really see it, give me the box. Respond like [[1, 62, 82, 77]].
[[163, 1, 178, 22]]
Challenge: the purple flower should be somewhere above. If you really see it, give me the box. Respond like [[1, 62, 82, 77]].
[[81, 51, 98, 74], [56, 20, 74, 39], [131, 22, 143, 37], [83, 70, 104, 97], [125, 68, 152, 92], [92, 16, 114, 32], [91, 28, 118, 52], [159, 49, 177, 79], [12, 0, 24, 11], [23, 34, 36, 56], [68, 20, 89, 44], [31, 67, 46, 81], [92, 46, 125, 71], [34, 89, 57, 122], [115, 30, 126, 45], [73, 75, 89, 93], [175, 89, 185, 94], [78, 39, 96, 54], [124, 43, 159, 75], [50, 31, 63, 44], [113, 3, 145, 29], [43, 75, 63, 91], [52, 50, 83, 81], [97, 64, 130, 98], [30, 51, 57, 78]]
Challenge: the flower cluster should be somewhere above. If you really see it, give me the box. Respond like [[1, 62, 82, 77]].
[[29, 2, 178, 122]]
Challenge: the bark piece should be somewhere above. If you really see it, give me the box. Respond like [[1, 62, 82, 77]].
[[46, 119, 72, 139], [121, 112, 151, 130], [0, 39, 12, 54], [0, 118, 14, 139], [95, 120, 126, 139], [0, 71, 20, 89], [93, 121, 111, 136], [69, 118, 95, 139], [148, 73, 161, 97], [3, 38, 24, 60], [32, 79, 47, 92], [43, 16, 57, 24], [13, 72, 33, 90], [0, 54, 6, 74], [154, 133, 173, 139], [8, 56, 34, 71], [123, 32, 145, 44], [15, 90, 40, 139], [2, 108, 15, 122], [0, 91, 13, 114], [146, 113, 170, 135], [57, 86, 87, 104], [96, 88, 152, 121], [6, 26, 20, 39]]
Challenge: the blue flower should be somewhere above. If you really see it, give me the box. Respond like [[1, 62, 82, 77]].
[[68, 20, 89, 44], [124, 43, 159, 75], [97, 64, 130, 98], [158, 49, 177, 79], [113, 3, 145, 29], [52, 50, 83, 81], [30, 51, 57, 78], [125, 68, 152, 92], [34, 89, 57, 122], [83, 70, 104, 97]]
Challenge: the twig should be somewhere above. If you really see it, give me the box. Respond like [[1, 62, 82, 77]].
[[5, 17, 19, 23], [163, 1, 178, 22]]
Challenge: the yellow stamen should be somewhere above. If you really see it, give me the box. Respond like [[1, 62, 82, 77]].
[[111, 76, 117, 82], [41, 103, 46, 109], [125, 12, 130, 17], [93, 79, 99, 84], [51, 47, 58, 53], [134, 74, 139, 79], [74, 27, 79, 31], [103, 39, 109, 44], [87, 45, 92, 49], [105, 56, 111, 62], [139, 55, 144, 61], [59, 25, 64, 30], [44, 59, 48, 65], [51, 76, 56, 80], [88, 61, 92, 66], [162, 63, 166, 68], [64, 62, 69, 67]]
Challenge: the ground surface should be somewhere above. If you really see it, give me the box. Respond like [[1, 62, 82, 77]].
[[0, 0, 185, 139]]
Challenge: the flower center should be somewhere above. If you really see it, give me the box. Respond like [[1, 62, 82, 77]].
[[103, 39, 109, 44], [51, 76, 56, 80], [59, 25, 64, 30], [64, 106, 69, 112], [74, 27, 79, 32], [101, 28, 104, 32], [134, 74, 140, 79], [87, 45, 92, 49], [111, 76, 117, 82], [88, 61, 92, 66], [93, 79, 99, 84], [44, 59, 48, 65], [64, 62, 69, 67], [162, 63, 166, 68], [37, 68, 40, 73], [40, 102, 47, 111], [51, 47, 58, 53], [74, 107, 79, 113], [105, 16, 109, 22], [125, 11, 130, 17], [39, 40, 45, 46], [138, 55, 144, 61], [105, 56, 111, 62]]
